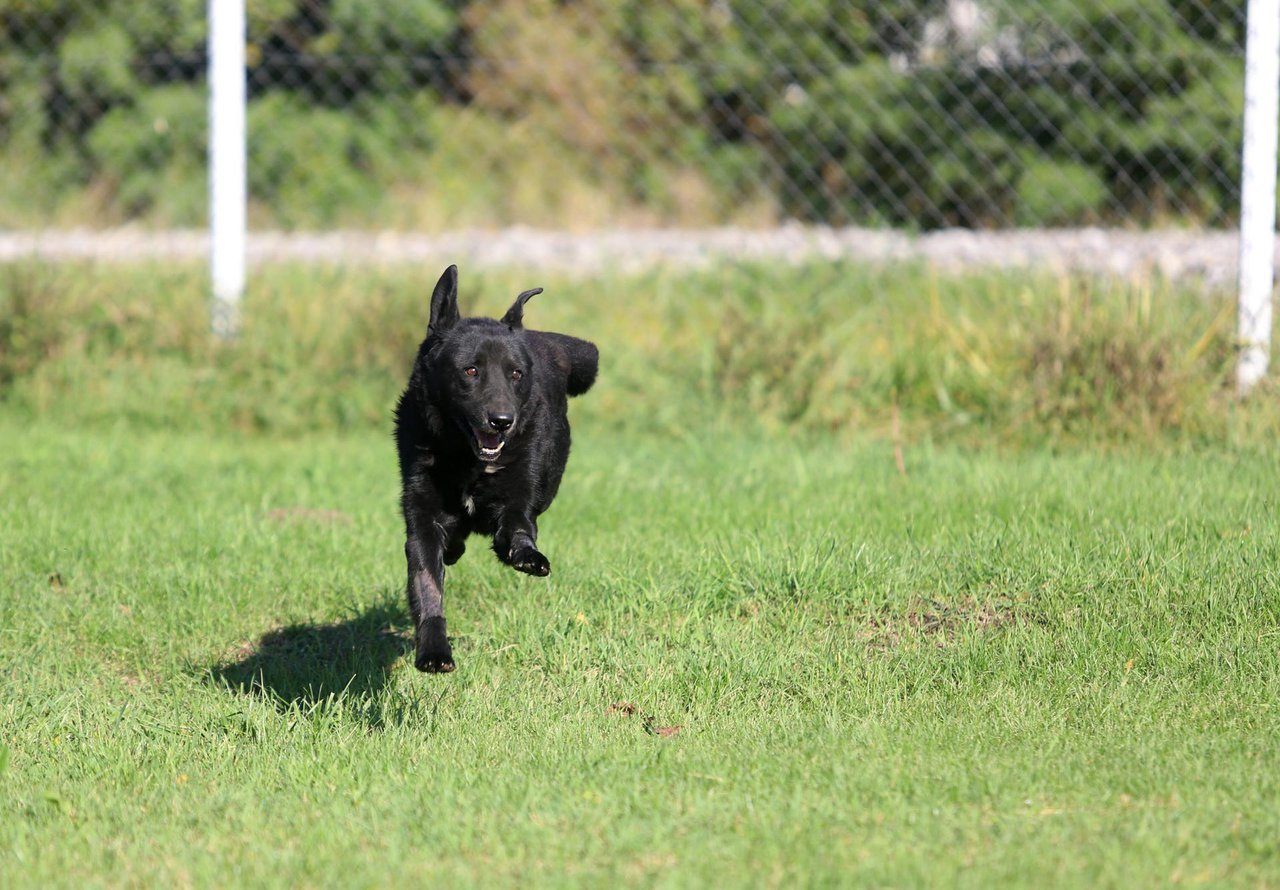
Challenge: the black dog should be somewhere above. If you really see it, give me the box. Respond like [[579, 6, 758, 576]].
[[394, 265, 598, 672]]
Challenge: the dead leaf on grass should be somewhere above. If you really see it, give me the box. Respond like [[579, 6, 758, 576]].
[[607, 703, 683, 738]]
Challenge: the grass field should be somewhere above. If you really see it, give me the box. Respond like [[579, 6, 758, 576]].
[[2, 262, 1279, 886]]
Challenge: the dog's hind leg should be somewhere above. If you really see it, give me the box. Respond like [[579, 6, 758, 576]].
[[405, 524, 454, 673], [443, 532, 466, 566]]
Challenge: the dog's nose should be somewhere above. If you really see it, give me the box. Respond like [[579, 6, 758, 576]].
[[487, 413, 514, 431]]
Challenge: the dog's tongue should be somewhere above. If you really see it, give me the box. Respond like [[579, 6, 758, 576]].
[[477, 431, 503, 450]]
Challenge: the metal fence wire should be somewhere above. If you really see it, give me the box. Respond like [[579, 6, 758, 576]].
[[0, 0, 1249, 232]]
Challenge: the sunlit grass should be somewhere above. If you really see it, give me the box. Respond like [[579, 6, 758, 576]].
[[2, 260, 1279, 884], [2, 421, 1279, 885]]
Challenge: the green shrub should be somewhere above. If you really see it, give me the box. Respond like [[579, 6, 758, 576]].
[[57, 21, 136, 103], [247, 93, 435, 227], [762, 0, 1243, 227], [88, 86, 207, 223], [329, 0, 456, 56], [1015, 159, 1108, 226]]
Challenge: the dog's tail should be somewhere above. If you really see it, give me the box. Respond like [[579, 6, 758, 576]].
[[532, 332, 599, 397]]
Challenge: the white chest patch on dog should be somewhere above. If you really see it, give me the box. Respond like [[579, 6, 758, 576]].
[[484, 465, 502, 474], [462, 494, 475, 515]]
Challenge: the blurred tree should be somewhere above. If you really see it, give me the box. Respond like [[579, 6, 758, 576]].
[[0, 0, 1250, 228]]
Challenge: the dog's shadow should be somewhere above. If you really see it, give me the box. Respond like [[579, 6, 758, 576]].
[[208, 598, 411, 719]]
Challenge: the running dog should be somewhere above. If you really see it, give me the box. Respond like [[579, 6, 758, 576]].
[[394, 265, 598, 672]]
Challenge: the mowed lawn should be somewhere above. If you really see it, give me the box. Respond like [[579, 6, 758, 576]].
[[2, 417, 1278, 887]]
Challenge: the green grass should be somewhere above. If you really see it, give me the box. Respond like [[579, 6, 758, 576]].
[[2, 261, 1280, 885], [1, 259, 1275, 445], [3, 419, 1279, 886]]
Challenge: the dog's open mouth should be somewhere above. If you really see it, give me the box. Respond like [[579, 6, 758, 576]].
[[474, 429, 506, 461]]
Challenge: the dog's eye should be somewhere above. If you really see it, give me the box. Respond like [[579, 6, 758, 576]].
[[511, 369, 523, 381], [464, 367, 477, 377]]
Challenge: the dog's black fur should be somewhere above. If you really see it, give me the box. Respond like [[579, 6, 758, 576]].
[[394, 265, 598, 672]]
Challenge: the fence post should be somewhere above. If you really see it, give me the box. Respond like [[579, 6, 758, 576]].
[[1237, 0, 1280, 394], [209, 0, 247, 338]]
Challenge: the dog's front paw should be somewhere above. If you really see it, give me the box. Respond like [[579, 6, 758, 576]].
[[510, 545, 551, 577], [415, 618, 455, 673], [415, 642, 455, 673]]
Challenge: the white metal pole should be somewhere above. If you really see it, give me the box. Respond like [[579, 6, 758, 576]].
[[1237, 0, 1280, 394], [209, 0, 247, 338]]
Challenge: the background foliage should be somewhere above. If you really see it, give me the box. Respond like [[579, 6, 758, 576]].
[[0, 0, 1248, 229]]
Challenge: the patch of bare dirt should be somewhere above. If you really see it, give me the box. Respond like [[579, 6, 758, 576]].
[[863, 596, 1017, 650]]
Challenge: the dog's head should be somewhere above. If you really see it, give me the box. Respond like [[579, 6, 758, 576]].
[[421, 265, 544, 463]]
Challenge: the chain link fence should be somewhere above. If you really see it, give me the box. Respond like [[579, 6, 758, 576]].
[[0, 0, 1249, 232]]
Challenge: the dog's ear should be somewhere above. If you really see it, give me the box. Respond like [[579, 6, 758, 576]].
[[501, 287, 542, 329], [429, 265, 460, 334]]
